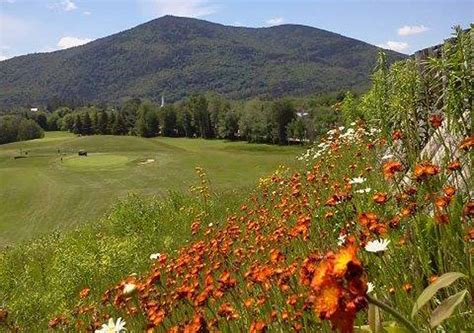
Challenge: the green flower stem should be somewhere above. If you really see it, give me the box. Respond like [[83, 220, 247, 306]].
[[366, 294, 418, 333]]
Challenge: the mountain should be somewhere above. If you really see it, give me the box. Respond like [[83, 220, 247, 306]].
[[0, 16, 407, 108]]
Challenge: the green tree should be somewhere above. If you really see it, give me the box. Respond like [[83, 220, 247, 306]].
[[218, 108, 239, 140], [73, 114, 83, 134], [341, 91, 360, 125], [17, 118, 44, 142], [287, 117, 306, 143], [188, 95, 211, 139], [272, 98, 295, 144], [46, 113, 60, 131], [160, 105, 178, 137], [136, 103, 159, 137]]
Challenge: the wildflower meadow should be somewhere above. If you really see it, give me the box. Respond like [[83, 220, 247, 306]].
[[0, 27, 472, 333]]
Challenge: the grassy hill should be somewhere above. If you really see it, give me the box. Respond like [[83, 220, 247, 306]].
[[0, 16, 406, 108], [0, 132, 303, 245]]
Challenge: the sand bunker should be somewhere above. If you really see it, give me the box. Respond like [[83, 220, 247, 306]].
[[139, 159, 155, 165]]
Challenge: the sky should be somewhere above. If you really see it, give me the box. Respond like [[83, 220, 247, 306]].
[[0, 0, 473, 61]]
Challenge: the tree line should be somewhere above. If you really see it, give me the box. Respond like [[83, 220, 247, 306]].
[[1, 92, 344, 145], [0, 115, 44, 145]]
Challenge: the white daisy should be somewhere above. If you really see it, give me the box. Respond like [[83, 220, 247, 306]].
[[355, 188, 371, 194], [364, 239, 390, 253], [123, 283, 136, 295], [149, 253, 161, 260], [337, 234, 347, 246], [367, 282, 375, 294], [381, 154, 394, 160], [349, 177, 366, 184], [95, 317, 126, 333]]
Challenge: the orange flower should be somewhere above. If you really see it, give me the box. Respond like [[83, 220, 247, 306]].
[[310, 246, 367, 333], [382, 160, 403, 180], [313, 281, 342, 318], [465, 227, 474, 242], [244, 298, 254, 308], [459, 135, 474, 151], [392, 130, 403, 141], [218, 271, 237, 290], [413, 162, 439, 181], [372, 192, 389, 204], [250, 320, 267, 333], [435, 212, 449, 225], [463, 200, 474, 218], [429, 114, 443, 128], [447, 159, 461, 172], [310, 260, 333, 289], [429, 276, 438, 284], [443, 186, 456, 198], [403, 283, 412, 293], [333, 245, 358, 277], [434, 196, 449, 209], [79, 287, 90, 299], [184, 312, 208, 333], [190, 220, 201, 235], [0, 308, 8, 323], [217, 303, 238, 320]]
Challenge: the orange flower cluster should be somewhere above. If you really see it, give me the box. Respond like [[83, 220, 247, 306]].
[[459, 135, 474, 151], [413, 162, 439, 182], [382, 160, 403, 180], [46, 124, 471, 333], [309, 245, 367, 333]]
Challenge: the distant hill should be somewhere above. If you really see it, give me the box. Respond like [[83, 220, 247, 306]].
[[0, 15, 406, 108]]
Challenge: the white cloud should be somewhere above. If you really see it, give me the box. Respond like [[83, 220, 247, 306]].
[[149, 0, 217, 18], [377, 41, 409, 53], [83, 11, 91, 16], [57, 36, 93, 49], [266, 17, 284, 26], [398, 25, 429, 36], [0, 55, 9, 61], [61, 0, 77, 11]]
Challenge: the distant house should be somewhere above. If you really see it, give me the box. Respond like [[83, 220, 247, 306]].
[[30, 107, 38, 112]]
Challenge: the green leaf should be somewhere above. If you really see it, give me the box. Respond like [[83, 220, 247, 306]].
[[411, 272, 466, 318], [429, 289, 468, 328]]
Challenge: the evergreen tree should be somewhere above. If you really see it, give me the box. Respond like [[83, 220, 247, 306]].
[[108, 112, 116, 134], [112, 112, 128, 135], [122, 98, 141, 131], [90, 110, 99, 134], [82, 112, 93, 135], [97, 111, 109, 134]]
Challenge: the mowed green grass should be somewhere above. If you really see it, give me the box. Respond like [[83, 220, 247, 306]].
[[0, 132, 303, 245]]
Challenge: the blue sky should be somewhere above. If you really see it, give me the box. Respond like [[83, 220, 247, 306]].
[[0, 0, 473, 60]]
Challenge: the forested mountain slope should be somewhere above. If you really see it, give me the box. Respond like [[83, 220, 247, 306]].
[[0, 15, 406, 108]]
